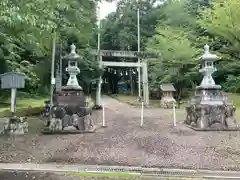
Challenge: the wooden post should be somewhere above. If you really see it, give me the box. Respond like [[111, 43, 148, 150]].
[[130, 69, 134, 95], [11, 88, 17, 115], [173, 102, 176, 127], [140, 101, 144, 127], [142, 60, 149, 105]]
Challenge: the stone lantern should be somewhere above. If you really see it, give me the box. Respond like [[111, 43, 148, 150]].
[[199, 44, 219, 88], [43, 44, 96, 133], [185, 45, 238, 130], [62, 44, 82, 90]]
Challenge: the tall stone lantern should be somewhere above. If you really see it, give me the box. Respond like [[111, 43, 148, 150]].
[[186, 45, 237, 130], [45, 44, 96, 133]]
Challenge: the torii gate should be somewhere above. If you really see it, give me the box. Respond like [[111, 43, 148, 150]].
[[89, 49, 159, 106]]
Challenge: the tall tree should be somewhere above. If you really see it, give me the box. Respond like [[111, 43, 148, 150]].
[[199, 0, 240, 92], [100, 0, 165, 93], [147, 24, 200, 101], [0, 0, 102, 95]]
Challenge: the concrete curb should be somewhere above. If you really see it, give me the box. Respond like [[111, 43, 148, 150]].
[[0, 163, 240, 179]]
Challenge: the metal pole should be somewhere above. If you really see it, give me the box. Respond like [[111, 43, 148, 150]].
[[137, 6, 141, 99], [49, 31, 56, 121], [96, 3, 102, 107], [59, 44, 63, 89]]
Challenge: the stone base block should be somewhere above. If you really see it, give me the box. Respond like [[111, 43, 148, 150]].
[[1, 117, 28, 135], [186, 104, 237, 130], [41, 128, 96, 135], [187, 125, 240, 131], [46, 113, 96, 134], [160, 100, 176, 109]]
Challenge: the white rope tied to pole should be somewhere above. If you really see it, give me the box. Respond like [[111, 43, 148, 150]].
[[140, 101, 144, 127], [173, 102, 176, 127]]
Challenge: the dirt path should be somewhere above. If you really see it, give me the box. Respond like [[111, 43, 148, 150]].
[[0, 95, 240, 170]]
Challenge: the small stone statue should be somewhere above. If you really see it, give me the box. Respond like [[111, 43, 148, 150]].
[[3, 116, 28, 135]]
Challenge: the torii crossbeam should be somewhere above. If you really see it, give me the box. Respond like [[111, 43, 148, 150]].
[[90, 49, 160, 106]]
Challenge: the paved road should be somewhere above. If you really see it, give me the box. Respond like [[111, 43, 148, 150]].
[[0, 163, 240, 179], [0, 171, 157, 180]]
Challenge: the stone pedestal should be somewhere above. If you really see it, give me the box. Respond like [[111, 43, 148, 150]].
[[159, 84, 176, 109], [1, 117, 28, 135], [186, 104, 237, 129], [186, 87, 237, 130], [160, 98, 176, 109], [46, 105, 96, 133]]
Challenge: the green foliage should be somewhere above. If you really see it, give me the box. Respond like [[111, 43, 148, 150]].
[[0, 96, 46, 117], [101, 0, 163, 51], [147, 24, 200, 100], [0, 0, 101, 97], [223, 75, 240, 93], [100, 0, 165, 94], [198, 0, 240, 91], [1, 0, 240, 99]]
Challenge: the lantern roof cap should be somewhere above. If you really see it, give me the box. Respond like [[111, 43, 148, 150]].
[[63, 44, 81, 60], [199, 44, 220, 62]]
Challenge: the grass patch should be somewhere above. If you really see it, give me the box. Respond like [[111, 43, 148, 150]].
[[0, 96, 47, 117], [69, 171, 147, 179], [111, 94, 138, 105], [0, 96, 47, 111], [227, 93, 240, 121], [165, 178, 214, 180], [68, 172, 212, 180]]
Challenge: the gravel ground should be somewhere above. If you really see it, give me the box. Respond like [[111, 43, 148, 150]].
[[1, 96, 240, 170]]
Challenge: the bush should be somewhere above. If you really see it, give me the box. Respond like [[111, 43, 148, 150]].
[[223, 75, 240, 93]]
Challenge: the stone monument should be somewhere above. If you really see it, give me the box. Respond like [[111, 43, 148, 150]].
[[43, 44, 96, 133], [185, 45, 238, 130], [0, 72, 28, 135]]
